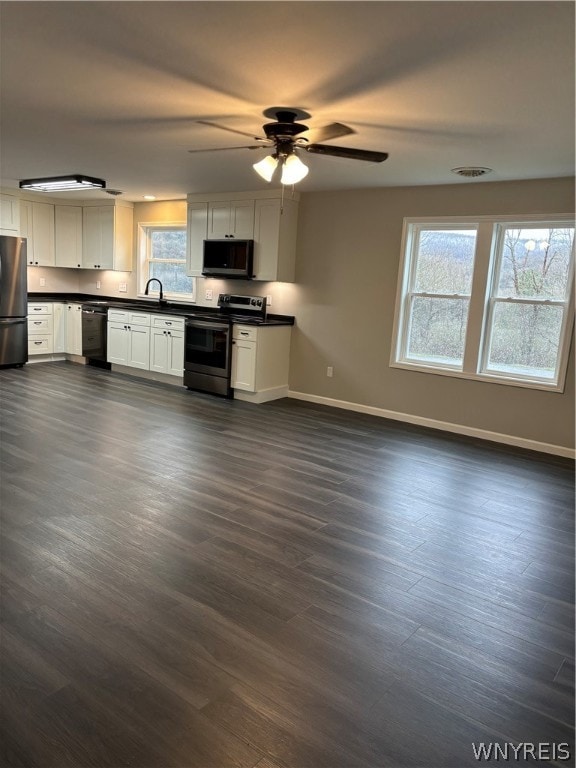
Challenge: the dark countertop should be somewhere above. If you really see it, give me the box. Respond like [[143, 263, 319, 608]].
[[28, 292, 295, 326]]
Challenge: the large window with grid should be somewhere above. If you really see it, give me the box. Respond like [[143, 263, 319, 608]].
[[139, 223, 195, 301], [392, 216, 575, 391]]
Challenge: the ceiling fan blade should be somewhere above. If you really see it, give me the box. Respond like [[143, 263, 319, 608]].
[[197, 120, 261, 139], [304, 122, 355, 143], [188, 145, 266, 154], [303, 144, 389, 163]]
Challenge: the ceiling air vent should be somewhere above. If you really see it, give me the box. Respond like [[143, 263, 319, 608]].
[[451, 167, 493, 178]]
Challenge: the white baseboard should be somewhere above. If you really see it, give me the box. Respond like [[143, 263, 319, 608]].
[[234, 385, 289, 404], [288, 390, 575, 459]]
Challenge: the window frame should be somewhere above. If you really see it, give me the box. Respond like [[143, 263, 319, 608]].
[[391, 214, 575, 393], [397, 221, 479, 372], [138, 221, 195, 303]]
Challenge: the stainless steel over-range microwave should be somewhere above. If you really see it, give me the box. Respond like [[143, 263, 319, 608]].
[[202, 239, 254, 279]]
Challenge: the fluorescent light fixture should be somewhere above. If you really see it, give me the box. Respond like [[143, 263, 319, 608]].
[[253, 155, 278, 182], [281, 154, 309, 184], [19, 174, 106, 192]]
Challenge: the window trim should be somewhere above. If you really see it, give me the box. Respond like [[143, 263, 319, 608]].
[[138, 221, 195, 303], [391, 214, 575, 393]]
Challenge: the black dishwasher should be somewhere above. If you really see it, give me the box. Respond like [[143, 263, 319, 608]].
[[81, 304, 110, 367]]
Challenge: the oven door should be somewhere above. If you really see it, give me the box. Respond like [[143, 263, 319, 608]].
[[184, 319, 232, 396]]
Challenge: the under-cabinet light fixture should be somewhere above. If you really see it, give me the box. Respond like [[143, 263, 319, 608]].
[[19, 174, 106, 192]]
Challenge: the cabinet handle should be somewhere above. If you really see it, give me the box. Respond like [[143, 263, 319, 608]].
[[33, 321, 42, 325], [34, 341, 42, 345], [165, 321, 172, 326], [240, 331, 249, 336]]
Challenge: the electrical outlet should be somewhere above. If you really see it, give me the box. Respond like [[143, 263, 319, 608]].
[[205, 288, 213, 301], [118, 282, 127, 293], [96, 280, 101, 289], [39, 278, 46, 287], [266, 294, 272, 307], [327, 366, 334, 377]]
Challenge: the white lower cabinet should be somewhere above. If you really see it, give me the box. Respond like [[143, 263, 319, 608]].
[[231, 324, 291, 402], [65, 303, 83, 355], [107, 310, 151, 369], [150, 315, 185, 376], [107, 310, 185, 375]]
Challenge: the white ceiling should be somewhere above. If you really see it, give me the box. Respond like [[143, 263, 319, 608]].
[[1, 1, 574, 202]]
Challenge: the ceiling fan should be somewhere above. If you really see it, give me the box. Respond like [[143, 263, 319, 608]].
[[189, 107, 389, 184]]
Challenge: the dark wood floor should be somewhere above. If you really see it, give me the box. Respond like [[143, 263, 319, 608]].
[[1, 361, 574, 768]]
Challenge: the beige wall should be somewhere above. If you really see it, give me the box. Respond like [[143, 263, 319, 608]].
[[289, 177, 575, 450]]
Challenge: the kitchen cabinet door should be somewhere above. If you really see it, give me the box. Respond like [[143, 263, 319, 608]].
[[53, 303, 66, 353], [55, 206, 83, 268], [107, 322, 129, 364], [66, 303, 83, 355], [82, 204, 133, 271], [150, 328, 184, 376], [207, 200, 254, 239], [186, 202, 208, 276], [231, 337, 257, 391], [253, 197, 297, 282], [0, 194, 20, 235], [127, 326, 150, 370], [20, 200, 55, 266]]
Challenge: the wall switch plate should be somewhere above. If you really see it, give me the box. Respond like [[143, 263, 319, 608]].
[[205, 288, 213, 301], [96, 280, 101, 289], [266, 294, 272, 307], [118, 283, 127, 293], [327, 366, 334, 377], [39, 278, 46, 287]]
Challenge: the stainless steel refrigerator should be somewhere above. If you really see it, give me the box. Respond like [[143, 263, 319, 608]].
[[0, 235, 28, 367]]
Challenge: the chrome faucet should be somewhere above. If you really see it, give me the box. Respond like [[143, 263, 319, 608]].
[[144, 278, 166, 306]]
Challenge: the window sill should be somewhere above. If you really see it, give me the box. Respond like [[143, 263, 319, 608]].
[[390, 360, 565, 393]]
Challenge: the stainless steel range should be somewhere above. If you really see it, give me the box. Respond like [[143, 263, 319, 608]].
[[183, 293, 266, 397]]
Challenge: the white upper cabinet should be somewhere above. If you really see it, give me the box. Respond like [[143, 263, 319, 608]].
[[0, 194, 20, 235], [19, 200, 55, 266], [253, 197, 298, 282], [55, 205, 83, 268], [186, 202, 208, 277], [186, 191, 299, 282], [82, 203, 133, 271], [207, 199, 254, 240]]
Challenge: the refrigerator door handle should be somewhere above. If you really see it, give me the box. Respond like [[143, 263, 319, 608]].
[[0, 318, 26, 325]]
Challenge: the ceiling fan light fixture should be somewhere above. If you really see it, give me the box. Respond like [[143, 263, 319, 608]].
[[280, 154, 309, 185], [253, 155, 278, 182], [19, 174, 106, 192]]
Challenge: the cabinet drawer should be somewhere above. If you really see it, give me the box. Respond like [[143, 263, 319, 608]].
[[108, 309, 130, 323], [128, 312, 151, 326], [233, 325, 258, 342], [28, 336, 53, 354], [108, 309, 129, 323], [28, 316, 53, 333], [151, 314, 185, 330], [28, 302, 53, 315]]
